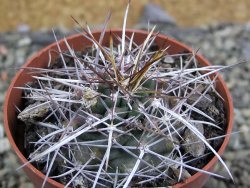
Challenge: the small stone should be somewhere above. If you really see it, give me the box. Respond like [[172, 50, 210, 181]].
[[0, 113, 3, 123], [0, 123, 4, 138], [19, 175, 29, 184], [183, 122, 206, 157], [0, 138, 10, 154], [0, 93, 5, 104], [0, 45, 8, 56], [140, 3, 176, 25], [29, 144, 50, 164], [202, 42, 211, 51], [244, 22, 250, 31], [242, 109, 250, 118], [171, 167, 191, 182], [216, 181, 227, 188], [214, 27, 232, 37], [3, 49, 15, 67], [17, 101, 50, 122], [73, 175, 87, 187], [214, 37, 223, 48], [19, 182, 34, 188], [7, 176, 18, 187], [204, 177, 219, 188], [4, 151, 19, 169], [240, 124, 250, 145], [228, 132, 242, 150], [224, 39, 235, 50], [30, 32, 56, 45], [163, 56, 174, 64], [207, 104, 220, 116], [0, 169, 8, 177], [17, 37, 32, 47], [77, 86, 98, 108], [72, 145, 91, 164], [15, 48, 28, 65], [187, 93, 212, 110], [226, 79, 236, 89], [234, 108, 245, 125]]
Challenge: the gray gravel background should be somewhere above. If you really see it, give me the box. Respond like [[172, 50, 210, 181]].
[[0, 4, 250, 188]]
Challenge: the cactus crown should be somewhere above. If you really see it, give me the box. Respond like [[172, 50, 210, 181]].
[[16, 2, 232, 188]]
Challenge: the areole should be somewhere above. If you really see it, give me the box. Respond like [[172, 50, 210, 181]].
[[4, 29, 234, 188]]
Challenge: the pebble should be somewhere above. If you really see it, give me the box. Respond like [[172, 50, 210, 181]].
[[17, 37, 32, 47], [240, 124, 250, 145], [224, 39, 235, 50], [228, 133, 243, 150], [217, 181, 227, 188], [203, 177, 219, 188], [214, 27, 233, 37], [214, 37, 223, 48], [30, 32, 55, 45], [242, 109, 250, 118], [0, 94, 5, 104], [235, 108, 245, 124], [19, 182, 34, 188], [0, 123, 4, 138], [0, 138, 10, 154], [3, 152, 20, 171], [2, 49, 15, 67], [0, 169, 7, 177], [187, 93, 212, 110], [140, 3, 176, 25], [0, 45, 8, 56], [183, 123, 206, 157], [163, 56, 174, 63], [244, 21, 250, 31], [15, 48, 28, 65]]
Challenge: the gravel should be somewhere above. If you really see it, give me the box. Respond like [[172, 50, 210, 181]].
[[0, 138, 10, 154], [0, 123, 4, 138], [0, 6, 250, 188]]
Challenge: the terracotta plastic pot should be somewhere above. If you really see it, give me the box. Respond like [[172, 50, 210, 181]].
[[4, 29, 234, 188]]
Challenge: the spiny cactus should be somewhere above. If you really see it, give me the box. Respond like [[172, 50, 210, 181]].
[[16, 2, 233, 188]]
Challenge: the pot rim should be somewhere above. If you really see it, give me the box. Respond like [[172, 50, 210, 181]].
[[4, 29, 234, 188]]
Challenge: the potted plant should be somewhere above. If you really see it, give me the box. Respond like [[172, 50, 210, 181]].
[[4, 2, 233, 188]]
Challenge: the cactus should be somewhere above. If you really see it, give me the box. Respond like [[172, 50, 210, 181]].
[[16, 2, 233, 188]]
